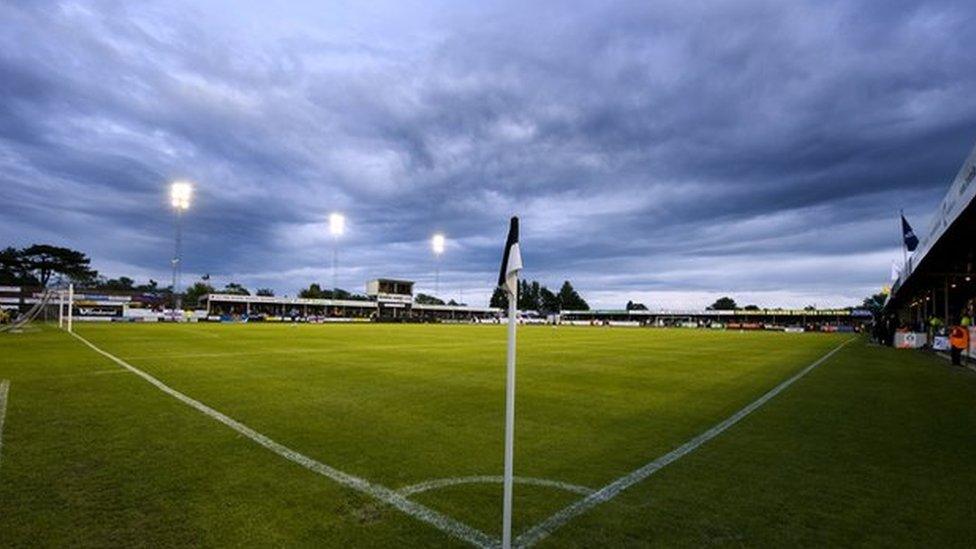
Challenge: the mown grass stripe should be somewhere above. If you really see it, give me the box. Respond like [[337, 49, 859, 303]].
[[68, 331, 498, 549], [515, 338, 856, 548], [0, 380, 9, 471]]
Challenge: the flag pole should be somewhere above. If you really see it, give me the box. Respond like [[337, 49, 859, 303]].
[[498, 216, 521, 549], [900, 210, 908, 271], [502, 284, 517, 549]]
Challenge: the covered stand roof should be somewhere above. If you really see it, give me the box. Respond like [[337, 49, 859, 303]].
[[886, 142, 976, 313]]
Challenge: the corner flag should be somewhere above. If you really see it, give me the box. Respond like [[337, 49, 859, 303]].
[[498, 216, 521, 549], [498, 217, 522, 295], [901, 213, 919, 252]]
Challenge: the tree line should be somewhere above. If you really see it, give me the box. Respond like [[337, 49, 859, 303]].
[[2, 244, 891, 316], [296, 283, 369, 301], [704, 294, 888, 315], [489, 280, 589, 312], [1, 245, 99, 287]]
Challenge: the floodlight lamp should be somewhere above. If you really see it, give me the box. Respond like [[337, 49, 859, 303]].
[[170, 181, 193, 210], [432, 233, 446, 255], [329, 213, 345, 237]]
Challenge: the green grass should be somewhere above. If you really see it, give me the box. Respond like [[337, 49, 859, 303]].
[[0, 323, 974, 547]]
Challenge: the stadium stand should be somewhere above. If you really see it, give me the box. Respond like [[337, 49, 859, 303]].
[[559, 308, 869, 332], [202, 278, 499, 323], [1, 278, 870, 330], [885, 140, 976, 357]]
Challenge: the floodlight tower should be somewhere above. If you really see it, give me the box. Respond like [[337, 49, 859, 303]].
[[329, 213, 345, 296], [170, 181, 192, 319], [431, 233, 445, 295]]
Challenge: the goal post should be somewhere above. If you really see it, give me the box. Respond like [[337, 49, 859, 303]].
[[67, 284, 73, 333]]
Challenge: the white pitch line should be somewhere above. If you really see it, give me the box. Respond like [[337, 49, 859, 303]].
[[0, 380, 9, 471], [515, 338, 856, 548], [398, 476, 595, 497], [67, 332, 498, 549]]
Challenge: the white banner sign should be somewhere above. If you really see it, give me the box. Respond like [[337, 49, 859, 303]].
[[910, 142, 976, 274], [895, 331, 927, 349]]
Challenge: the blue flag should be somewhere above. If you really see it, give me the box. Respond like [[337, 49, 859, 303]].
[[901, 214, 919, 252]]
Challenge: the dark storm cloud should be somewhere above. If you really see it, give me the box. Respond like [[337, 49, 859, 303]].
[[2, 0, 975, 307]]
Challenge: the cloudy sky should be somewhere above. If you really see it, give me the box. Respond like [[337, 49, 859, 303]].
[[2, 0, 976, 309]]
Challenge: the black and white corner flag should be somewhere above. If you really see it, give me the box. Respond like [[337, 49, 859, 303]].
[[498, 217, 522, 296], [499, 215, 522, 549]]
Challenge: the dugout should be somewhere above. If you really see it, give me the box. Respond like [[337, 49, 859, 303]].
[[885, 141, 976, 332]]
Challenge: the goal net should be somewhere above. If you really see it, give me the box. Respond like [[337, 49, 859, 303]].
[[0, 289, 58, 334]]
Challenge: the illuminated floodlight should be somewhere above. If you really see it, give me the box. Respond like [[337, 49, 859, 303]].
[[329, 213, 346, 237], [169, 180, 193, 319], [170, 181, 193, 210], [432, 233, 446, 255]]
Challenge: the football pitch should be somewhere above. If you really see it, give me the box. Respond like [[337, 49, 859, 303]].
[[1, 324, 975, 547]]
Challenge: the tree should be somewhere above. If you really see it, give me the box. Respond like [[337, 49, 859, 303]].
[[20, 244, 98, 286], [558, 281, 589, 311], [299, 283, 326, 299], [539, 287, 561, 314], [626, 300, 648, 311], [256, 288, 275, 296], [100, 276, 135, 291], [329, 287, 369, 300], [708, 296, 737, 310], [491, 280, 586, 312], [223, 282, 250, 295], [415, 293, 445, 305], [183, 282, 215, 308], [804, 305, 817, 311], [0, 247, 35, 285], [743, 304, 760, 311], [298, 284, 368, 300], [860, 293, 887, 316], [490, 287, 509, 309], [517, 280, 542, 311], [134, 279, 159, 293]]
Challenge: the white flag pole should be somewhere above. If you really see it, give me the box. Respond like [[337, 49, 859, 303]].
[[502, 283, 517, 549]]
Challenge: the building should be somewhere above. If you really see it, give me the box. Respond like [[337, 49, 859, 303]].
[[201, 278, 499, 322], [560, 308, 869, 331], [885, 140, 976, 340], [0, 286, 21, 313], [3, 280, 871, 330], [1, 286, 136, 321], [366, 278, 415, 320]]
